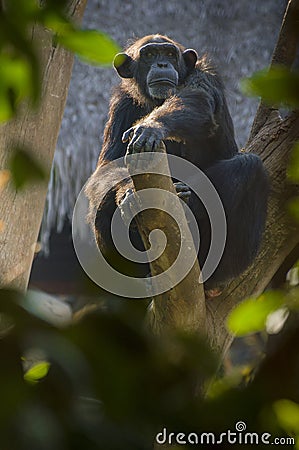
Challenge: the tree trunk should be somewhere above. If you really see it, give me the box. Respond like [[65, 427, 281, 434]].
[[207, 110, 299, 355], [0, 0, 87, 292]]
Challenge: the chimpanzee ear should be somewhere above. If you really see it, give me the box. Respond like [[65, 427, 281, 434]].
[[113, 53, 135, 78], [182, 49, 198, 71]]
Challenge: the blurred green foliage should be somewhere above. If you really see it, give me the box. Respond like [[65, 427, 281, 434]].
[[241, 61, 299, 228], [0, 55, 33, 121], [241, 66, 299, 108], [1, 1, 299, 448], [24, 360, 51, 384], [274, 400, 299, 438], [3, 279, 299, 448], [1, 289, 299, 449], [0, 0, 119, 123], [227, 291, 285, 336], [10, 147, 46, 189]]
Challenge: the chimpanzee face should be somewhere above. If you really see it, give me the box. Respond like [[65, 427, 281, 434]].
[[114, 39, 198, 101], [139, 43, 180, 99]]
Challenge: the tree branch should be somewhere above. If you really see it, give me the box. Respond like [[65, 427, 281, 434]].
[[125, 145, 206, 336], [249, 0, 299, 142]]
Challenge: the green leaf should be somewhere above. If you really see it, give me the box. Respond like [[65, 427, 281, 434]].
[[0, 55, 32, 121], [227, 291, 285, 336], [10, 148, 46, 190], [288, 197, 299, 222], [288, 142, 299, 182], [42, 13, 73, 35], [57, 29, 120, 65], [241, 66, 299, 107], [273, 399, 299, 434], [44, 15, 119, 65], [24, 361, 51, 384]]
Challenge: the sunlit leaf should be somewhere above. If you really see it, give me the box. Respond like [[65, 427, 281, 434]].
[[0, 57, 32, 95], [43, 14, 120, 64], [0, 55, 33, 121], [273, 399, 299, 433], [9, 148, 46, 190], [288, 142, 299, 182], [241, 66, 299, 107], [227, 291, 285, 336], [57, 29, 120, 65], [24, 361, 51, 384], [42, 13, 73, 35]]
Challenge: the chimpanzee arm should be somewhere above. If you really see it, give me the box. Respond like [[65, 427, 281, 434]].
[[147, 91, 217, 138], [123, 70, 223, 152], [147, 66, 221, 140], [100, 88, 148, 162]]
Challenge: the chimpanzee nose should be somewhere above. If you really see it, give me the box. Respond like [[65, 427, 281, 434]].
[[157, 62, 168, 68]]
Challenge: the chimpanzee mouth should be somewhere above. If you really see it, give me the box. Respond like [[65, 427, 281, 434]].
[[148, 79, 177, 87], [148, 80, 177, 100]]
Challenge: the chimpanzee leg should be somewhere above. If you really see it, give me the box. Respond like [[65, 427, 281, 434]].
[[189, 153, 268, 289], [94, 153, 268, 288], [95, 184, 149, 278]]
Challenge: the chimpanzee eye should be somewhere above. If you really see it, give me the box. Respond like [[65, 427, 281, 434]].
[[145, 52, 153, 58], [168, 51, 175, 57]]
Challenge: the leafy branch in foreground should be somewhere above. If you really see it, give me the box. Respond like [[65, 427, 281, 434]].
[[0, 0, 119, 122], [0, 0, 119, 191]]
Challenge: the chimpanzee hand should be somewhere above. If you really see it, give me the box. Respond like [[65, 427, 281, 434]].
[[174, 181, 192, 204], [122, 123, 166, 153]]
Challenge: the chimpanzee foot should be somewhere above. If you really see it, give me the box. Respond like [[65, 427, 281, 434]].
[[205, 287, 223, 300], [174, 181, 191, 204]]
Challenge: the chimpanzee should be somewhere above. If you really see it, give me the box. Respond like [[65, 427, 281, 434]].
[[85, 34, 268, 295]]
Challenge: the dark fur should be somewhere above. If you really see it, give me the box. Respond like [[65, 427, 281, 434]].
[[85, 34, 268, 289]]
